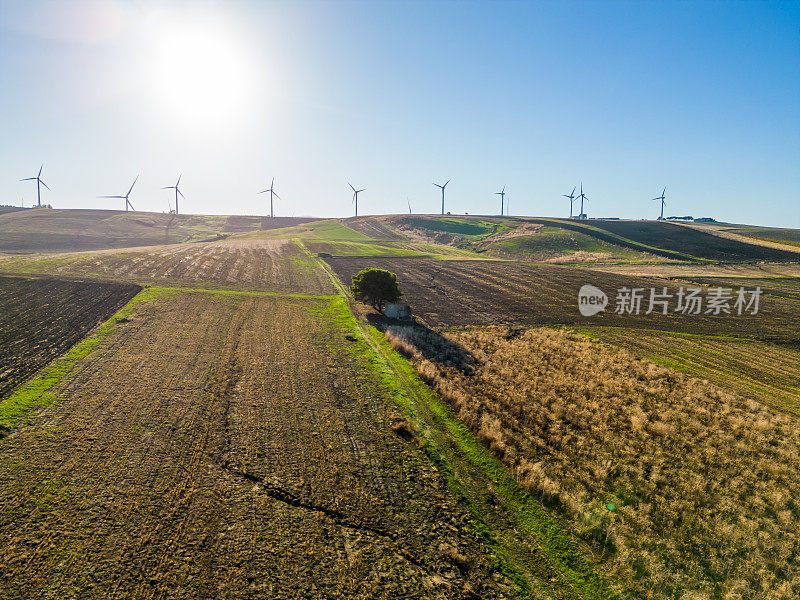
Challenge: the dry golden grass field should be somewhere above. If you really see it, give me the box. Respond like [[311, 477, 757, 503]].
[[385, 324, 800, 600]]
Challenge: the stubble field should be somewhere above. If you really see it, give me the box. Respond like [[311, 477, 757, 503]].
[[0, 239, 333, 294], [0, 290, 514, 599]]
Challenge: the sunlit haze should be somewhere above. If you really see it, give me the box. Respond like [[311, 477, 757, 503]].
[[1, 0, 798, 226]]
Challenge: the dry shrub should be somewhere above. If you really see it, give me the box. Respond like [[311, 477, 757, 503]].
[[385, 325, 800, 600]]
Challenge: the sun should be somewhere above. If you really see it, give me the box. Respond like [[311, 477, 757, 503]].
[[149, 15, 252, 125]]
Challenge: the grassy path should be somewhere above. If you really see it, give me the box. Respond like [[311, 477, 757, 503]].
[[301, 241, 623, 600]]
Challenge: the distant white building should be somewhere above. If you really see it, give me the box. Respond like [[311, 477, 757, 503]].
[[384, 302, 412, 320]]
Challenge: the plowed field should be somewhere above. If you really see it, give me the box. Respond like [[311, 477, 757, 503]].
[[0, 290, 513, 599], [587, 220, 800, 262], [0, 240, 333, 295], [325, 257, 800, 340], [0, 276, 140, 402]]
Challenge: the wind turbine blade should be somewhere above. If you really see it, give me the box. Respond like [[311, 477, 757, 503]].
[[127, 175, 139, 196], [349, 182, 356, 192], [21, 177, 36, 181], [662, 186, 666, 196], [444, 179, 451, 187], [176, 174, 182, 186], [273, 192, 281, 200], [178, 189, 185, 199], [38, 164, 43, 177], [161, 186, 173, 190], [258, 190, 268, 194], [271, 177, 275, 187], [98, 195, 125, 198], [571, 186, 576, 195], [40, 180, 51, 191], [357, 188, 366, 193]]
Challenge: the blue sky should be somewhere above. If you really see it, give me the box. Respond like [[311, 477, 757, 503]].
[[1, 0, 798, 227]]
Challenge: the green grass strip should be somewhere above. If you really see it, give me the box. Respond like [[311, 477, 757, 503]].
[[0, 287, 175, 431], [304, 242, 622, 600]]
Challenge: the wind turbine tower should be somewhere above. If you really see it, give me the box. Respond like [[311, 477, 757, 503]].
[[99, 176, 138, 212], [259, 178, 280, 218], [575, 183, 589, 219], [21, 165, 50, 207], [162, 175, 185, 215], [563, 186, 577, 218], [496, 186, 506, 216], [433, 179, 450, 215], [653, 187, 667, 220], [349, 182, 365, 217]]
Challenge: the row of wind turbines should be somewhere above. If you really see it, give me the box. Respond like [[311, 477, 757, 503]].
[[562, 184, 668, 220], [21, 165, 669, 220], [21, 165, 186, 214]]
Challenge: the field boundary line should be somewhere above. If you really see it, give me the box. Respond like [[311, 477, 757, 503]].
[[300, 241, 624, 600], [0, 270, 339, 299], [0, 287, 174, 434]]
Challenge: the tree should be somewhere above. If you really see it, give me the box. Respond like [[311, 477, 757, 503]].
[[350, 268, 402, 313]]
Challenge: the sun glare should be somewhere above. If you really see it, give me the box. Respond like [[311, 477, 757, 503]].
[[149, 15, 252, 126]]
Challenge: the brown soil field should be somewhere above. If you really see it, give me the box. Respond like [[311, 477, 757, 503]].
[[342, 217, 408, 240], [585, 262, 800, 279], [685, 276, 800, 304], [0, 239, 334, 295], [0, 275, 140, 402], [0, 208, 320, 253], [384, 325, 800, 599], [0, 291, 516, 599], [587, 220, 800, 262], [221, 216, 317, 233], [325, 257, 800, 341]]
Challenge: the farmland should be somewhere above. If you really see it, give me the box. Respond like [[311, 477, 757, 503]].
[[0, 290, 518, 599], [0, 239, 334, 295], [574, 327, 800, 416], [585, 219, 800, 262], [384, 324, 800, 599], [0, 275, 140, 407], [2, 208, 799, 599], [0, 208, 316, 253], [325, 257, 800, 340], [380, 216, 666, 264], [480, 225, 665, 264]]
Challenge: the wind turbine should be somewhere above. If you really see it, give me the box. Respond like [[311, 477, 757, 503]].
[[653, 187, 667, 220], [349, 182, 365, 216], [99, 176, 138, 212], [433, 179, 450, 215], [563, 186, 577, 218], [575, 183, 588, 218], [407, 197, 412, 214], [162, 175, 185, 215], [21, 164, 50, 208], [259, 178, 280, 218], [496, 186, 506, 216]]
